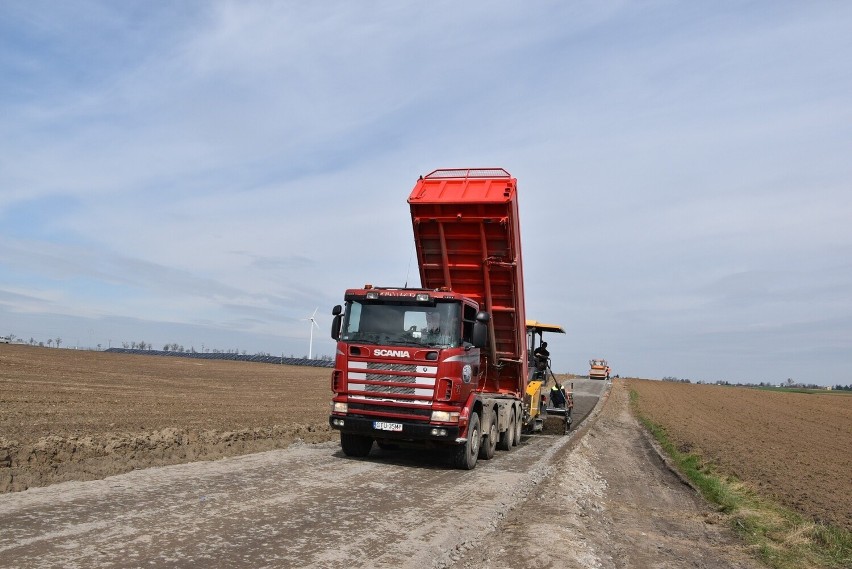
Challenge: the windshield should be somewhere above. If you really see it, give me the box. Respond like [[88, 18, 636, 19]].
[[340, 300, 461, 348]]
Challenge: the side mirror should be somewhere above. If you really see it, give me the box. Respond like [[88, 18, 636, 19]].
[[331, 305, 342, 340], [472, 311, 490, 348]]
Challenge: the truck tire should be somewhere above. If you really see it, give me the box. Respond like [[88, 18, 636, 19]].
[[479, 411, 498, 460], [340, 432, 373, 457], [453, 412, 480, 470], [513, 408, 522, 446], [497, 412, 514, 451]]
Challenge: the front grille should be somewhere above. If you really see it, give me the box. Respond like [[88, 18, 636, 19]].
[[366, 362, 417, 372], [361, 384, 417, 395], [346, 360, 437, 407], [365, 373, 419, 383]]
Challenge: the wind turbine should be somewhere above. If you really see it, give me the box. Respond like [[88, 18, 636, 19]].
[[302, 307, 320, 359]]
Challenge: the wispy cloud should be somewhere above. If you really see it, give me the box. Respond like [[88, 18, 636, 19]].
[[1, 1, 851, 382]]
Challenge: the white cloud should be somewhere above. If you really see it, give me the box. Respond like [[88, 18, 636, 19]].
[[2, 1, 851, 382]]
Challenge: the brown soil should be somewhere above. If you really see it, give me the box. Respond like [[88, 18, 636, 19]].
[[0, 344, 335, 492], [628, 378, 852, 531]]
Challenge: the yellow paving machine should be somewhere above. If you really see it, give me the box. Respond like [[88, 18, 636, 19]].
[[524, 320, 573, 434]]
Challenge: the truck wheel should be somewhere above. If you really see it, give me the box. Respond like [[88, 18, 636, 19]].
[[453, 412, 480, 470], [340, 432, 373, 457], [513, 409, 523, 446], [497, 412, 514, 451], [479, 411, 498, 460]]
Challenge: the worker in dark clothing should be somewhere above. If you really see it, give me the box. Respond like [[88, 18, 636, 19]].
[[549, 382, 566, 408], [533, 341, 550, 371]]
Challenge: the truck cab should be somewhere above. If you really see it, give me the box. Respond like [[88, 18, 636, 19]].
[[329, 286, 487, 445]]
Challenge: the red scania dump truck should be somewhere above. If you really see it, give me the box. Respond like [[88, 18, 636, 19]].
[[328, 168, 532, 469]]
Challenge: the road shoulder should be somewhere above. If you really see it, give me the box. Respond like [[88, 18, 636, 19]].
[[456, 380, 765, 569]]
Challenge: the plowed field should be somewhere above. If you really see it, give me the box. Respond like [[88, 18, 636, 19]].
[[0, 344, 581, 494], [0, 344, 335, 492], [628, 378, 852, 531]]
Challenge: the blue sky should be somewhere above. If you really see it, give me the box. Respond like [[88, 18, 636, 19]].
[[1, 1, 850, 384]]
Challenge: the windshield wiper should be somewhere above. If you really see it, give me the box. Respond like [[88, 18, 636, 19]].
[[345, 336, 379, 345], [386, 339, 423, 347]]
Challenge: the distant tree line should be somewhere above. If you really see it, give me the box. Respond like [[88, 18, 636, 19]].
[[118, 340, 333, 360], [104, 347, 334, 368], [4, 332, 332, 361], [662, 376, 692, 383], [5, 334, 64, 348], [660, 375, 846, 391], [658, 377, 852, 391]]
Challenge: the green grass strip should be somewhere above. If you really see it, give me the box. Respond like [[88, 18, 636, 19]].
[[628, 389, 851, 569]]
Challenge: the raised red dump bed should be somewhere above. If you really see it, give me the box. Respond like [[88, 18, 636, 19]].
[[408, 168, 528, 394]]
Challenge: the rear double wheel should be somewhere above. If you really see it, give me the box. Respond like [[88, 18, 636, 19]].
[[497, 411, 515, 451], [479, 411, 498, 460], [453, 412, 481, 470]]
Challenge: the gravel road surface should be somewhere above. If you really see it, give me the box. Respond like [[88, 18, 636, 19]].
[[0, 379, 761, 569]]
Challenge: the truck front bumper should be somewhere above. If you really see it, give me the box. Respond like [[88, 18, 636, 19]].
[[329, 415, 461, 442]]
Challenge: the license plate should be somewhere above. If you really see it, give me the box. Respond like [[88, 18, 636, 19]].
[[374, 421, 403, 432]]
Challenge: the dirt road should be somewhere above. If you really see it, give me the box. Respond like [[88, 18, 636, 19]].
[[459, 381, 763, 569], [0, 379, 761, 569]]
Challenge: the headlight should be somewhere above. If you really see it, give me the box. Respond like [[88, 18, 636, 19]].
[[332, 402, 348, 413], [431, 410, 460, 423], [415, 293, 430, 302], [366, 291, 379, 299]]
